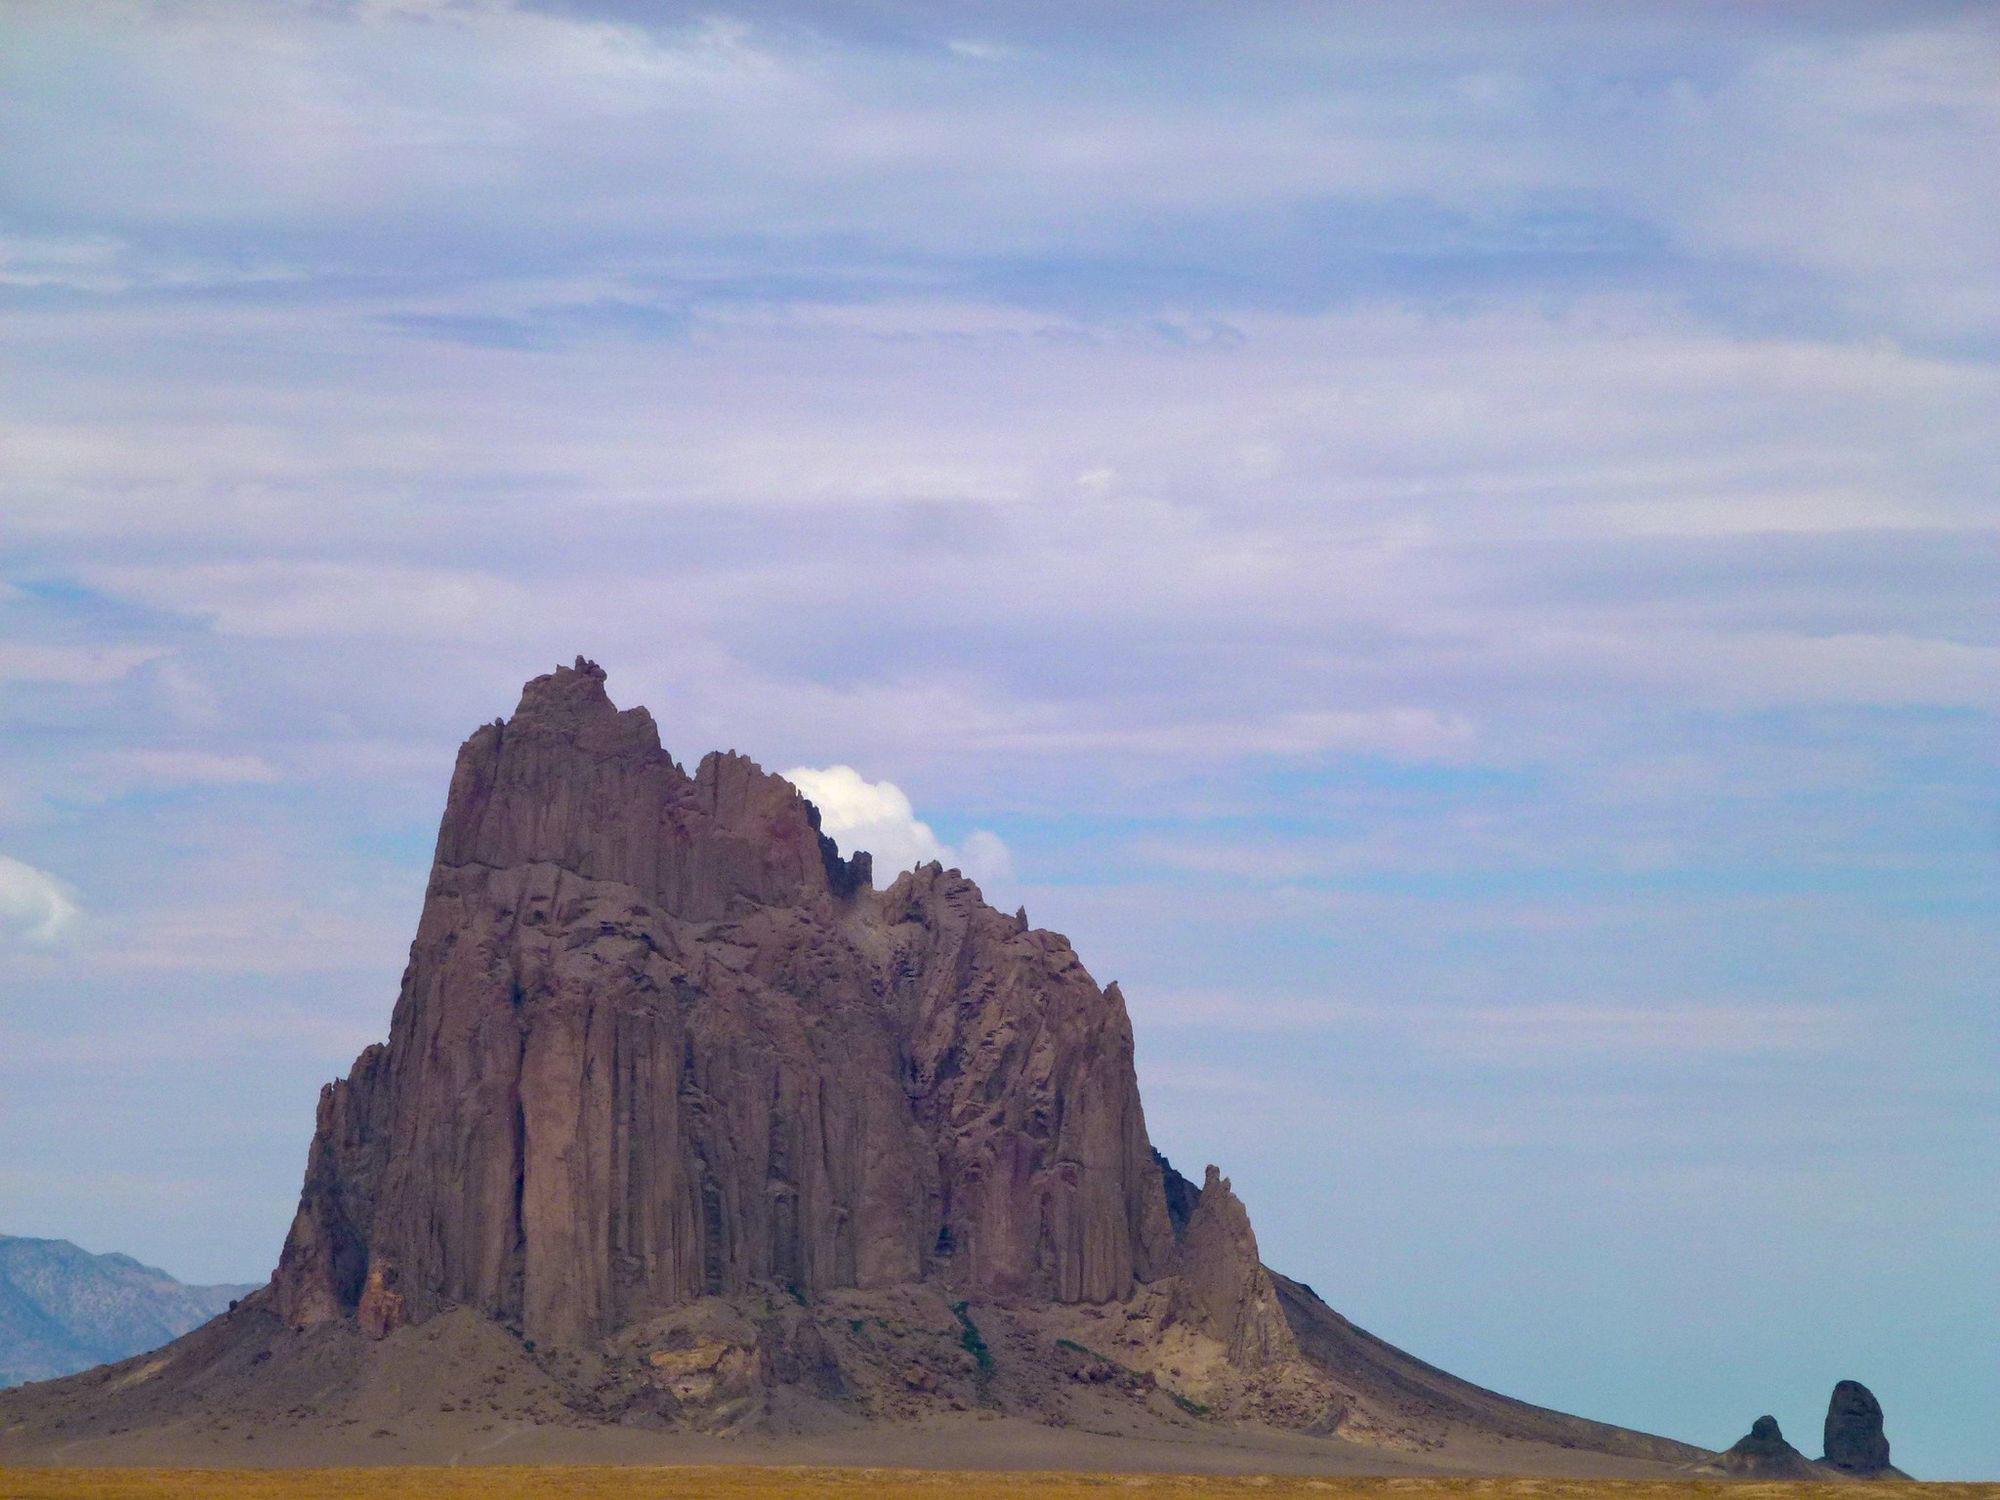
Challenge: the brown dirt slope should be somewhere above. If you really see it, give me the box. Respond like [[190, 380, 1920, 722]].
[[1272, 1274, 1702, 1466], [0, 1283, 1705, 1475]]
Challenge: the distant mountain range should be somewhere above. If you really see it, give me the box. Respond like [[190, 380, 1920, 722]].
[[0, 1234, 255, 1387]]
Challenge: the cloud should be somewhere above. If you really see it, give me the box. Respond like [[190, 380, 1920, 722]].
[[955, 829, 1015, 886], [2, 0, 1989, 343], [780, 765, 1013, 888], [0, 856, 81, 944], [1429, 1000, 1865, 1063], [0, 231, 130, 292], [83, 563, 528, 640], [1634, 17, 2000, 338], [946, 39, 1024, 63], [83, 896, 411, 978], [0, 643, 167, 685], [1003, 707, 1479, 761], [1134, 989, 1864, 1062], [94, 750, 282, 790]]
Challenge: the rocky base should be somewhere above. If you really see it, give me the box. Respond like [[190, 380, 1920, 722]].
[[0, 1283, 1326, 1456], [0, 1262, 1719, 1475], [1680, 1408, 1913, 1483]]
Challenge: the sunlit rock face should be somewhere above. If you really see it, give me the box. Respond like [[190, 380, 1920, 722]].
[[273, 659, 1175, 1346], [1171, 1166, 1298, 1368]]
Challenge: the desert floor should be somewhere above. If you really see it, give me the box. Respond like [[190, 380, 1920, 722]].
[[1, 1471, 1994, 1500]]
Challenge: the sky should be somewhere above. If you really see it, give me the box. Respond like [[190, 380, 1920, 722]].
[[0, 0, 1995, 1476]]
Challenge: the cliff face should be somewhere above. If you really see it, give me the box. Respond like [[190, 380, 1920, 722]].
[[273, 660, 1174, 1346], [0, 660, 1729, 1470]]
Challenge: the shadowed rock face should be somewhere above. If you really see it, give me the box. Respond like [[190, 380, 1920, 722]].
[[1824, 1379, 1898, 1476], [1708, 1414, 1826, 1479], [1153, 1149, 1203, 1241], [273, 660, 1175, 1346]]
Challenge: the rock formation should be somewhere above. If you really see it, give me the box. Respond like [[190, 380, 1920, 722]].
[[272, 659, 1172, 1348], [1170, 1168, 1296, 1368], [1823, 1379, 1906, 1478], [1699, 1414, 1826, 1480], [0, 661, 1722, 1470]]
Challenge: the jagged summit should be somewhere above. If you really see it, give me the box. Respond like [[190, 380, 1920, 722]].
[[437, 656, 871, 923], [273, 659, 1168, 1347], [0, 663, 1715, 1470]]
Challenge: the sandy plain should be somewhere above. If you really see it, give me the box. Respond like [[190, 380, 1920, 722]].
[[2, 1471, 1995, 1500]]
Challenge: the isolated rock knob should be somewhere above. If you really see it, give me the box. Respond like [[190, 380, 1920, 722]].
[[1823, 1379, 1893, 1475]]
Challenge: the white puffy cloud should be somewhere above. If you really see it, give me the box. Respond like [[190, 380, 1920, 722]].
[[0, 856, 81, 944], [954, 829, 1015, 887], [780, 765, 1013, 889]]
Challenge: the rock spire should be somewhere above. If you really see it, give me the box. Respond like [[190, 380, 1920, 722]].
[[1823, 1379, 1905, 1478], [273, 659, 1173, 1345], [1171, 1167, 1297, 1367]]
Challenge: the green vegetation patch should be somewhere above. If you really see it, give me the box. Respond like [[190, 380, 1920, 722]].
[[949, 1299, 995, 1394]]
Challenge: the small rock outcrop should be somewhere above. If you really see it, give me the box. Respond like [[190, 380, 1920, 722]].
[[1171, 1167, 1297, 1367], [1706, 1414, 1826, 1479], [1823, 1379, 1906, 1478]]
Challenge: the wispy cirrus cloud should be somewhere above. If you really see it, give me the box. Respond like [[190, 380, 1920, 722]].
[[1133, 988, 1863, 1061], [81, 562, 530, 640], [0, 642, 167, 685], [91, 750, 281, 791]]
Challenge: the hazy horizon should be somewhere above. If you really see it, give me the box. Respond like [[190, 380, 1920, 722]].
[[0, 0, 1993, 1478]]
